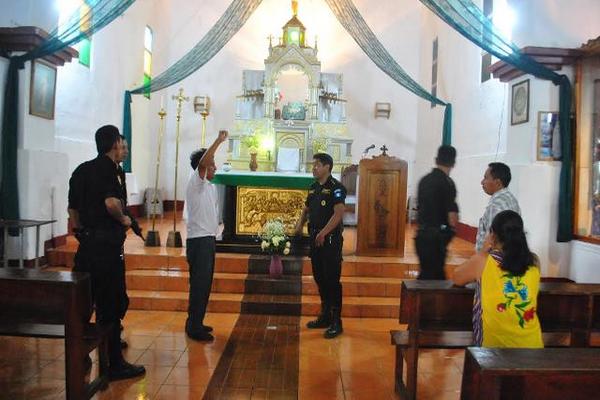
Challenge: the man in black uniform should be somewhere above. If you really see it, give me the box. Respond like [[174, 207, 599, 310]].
[[68, 125, 145, 380], [415, 145, 459, 280], [116, 134, 130, 349], [295, 153, 346, 339]]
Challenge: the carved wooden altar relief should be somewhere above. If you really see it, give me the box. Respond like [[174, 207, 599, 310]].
[[356, 154, 408, 256], [235, 187, 308, 235]]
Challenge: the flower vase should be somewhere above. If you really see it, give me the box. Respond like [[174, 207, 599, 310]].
[[269, 254, 283, 278], [249, 153, 258, 171]]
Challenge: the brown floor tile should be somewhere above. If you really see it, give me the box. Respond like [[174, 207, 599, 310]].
[[164, 366, 214, 387], [137, 349, 185, 367], [154, 384, 207, 400]]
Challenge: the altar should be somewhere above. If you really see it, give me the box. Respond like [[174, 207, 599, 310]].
[[213, 171, 314, 253], [210, 4, 352, 253], [224, 2, 353, 174]]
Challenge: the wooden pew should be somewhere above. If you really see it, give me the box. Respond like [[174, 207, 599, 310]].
[[461, 347, 600, 400], [391, 280, 600, 400], [0, 269, 110, 400], [592, 291, 600, 346]]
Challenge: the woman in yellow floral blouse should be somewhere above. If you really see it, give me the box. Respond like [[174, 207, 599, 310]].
[[452, 210, 543, 348]]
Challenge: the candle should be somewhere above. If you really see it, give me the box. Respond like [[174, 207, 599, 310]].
[[160, 95, 164, 109]]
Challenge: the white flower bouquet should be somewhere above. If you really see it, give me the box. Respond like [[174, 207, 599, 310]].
[[259, 219, 291, 255]]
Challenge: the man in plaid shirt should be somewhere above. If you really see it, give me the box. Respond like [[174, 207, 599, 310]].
[[476, 163, 521, 252]]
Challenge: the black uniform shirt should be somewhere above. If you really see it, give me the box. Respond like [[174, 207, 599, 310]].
[[417, 168, 459, 228], [117, 165, 128, 206], [306, 175, 347, 234], [68, 155, 123, 231]]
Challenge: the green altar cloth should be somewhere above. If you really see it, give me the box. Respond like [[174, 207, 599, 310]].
[[212, 171, 315, 189]]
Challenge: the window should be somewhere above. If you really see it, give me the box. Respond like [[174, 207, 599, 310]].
[[78, 1, 92, 67], [480, 0, 493, 83], [143, 26, 153, 99], [431, 37, 438, 108]]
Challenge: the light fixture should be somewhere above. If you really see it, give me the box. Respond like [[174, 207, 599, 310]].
[[375, 102, 391, 119]]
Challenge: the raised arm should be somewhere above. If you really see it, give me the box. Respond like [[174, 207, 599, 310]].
[[199, 130, 228, 170]]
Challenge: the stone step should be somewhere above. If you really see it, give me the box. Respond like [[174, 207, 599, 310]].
[[127, 290, 399, 318], [125, 269, 404, 297], [48, 249, 429, 279]]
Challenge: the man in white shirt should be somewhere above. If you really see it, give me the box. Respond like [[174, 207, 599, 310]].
[[476, 162, 521, 252], [184, 130, 228, 341]]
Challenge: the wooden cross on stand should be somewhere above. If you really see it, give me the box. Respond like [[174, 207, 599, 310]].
[[380, 144, 388, 156]]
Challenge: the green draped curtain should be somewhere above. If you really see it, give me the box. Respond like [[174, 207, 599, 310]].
[[122, 0, 263, 172], [419, 0, 573, 241], [1, 0, 136, 222], [324, 0, 452, 145]]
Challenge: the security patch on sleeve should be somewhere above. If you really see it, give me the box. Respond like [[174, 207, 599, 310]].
[[334, 189, 344, 198]]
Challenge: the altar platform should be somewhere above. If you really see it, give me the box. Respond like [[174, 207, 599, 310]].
[[47, 212, 474, 318]]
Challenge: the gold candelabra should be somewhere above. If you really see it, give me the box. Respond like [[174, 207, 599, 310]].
[[167, 88, 189, 248], [145, 107, 166, 247], [201, 110, 208, 147]]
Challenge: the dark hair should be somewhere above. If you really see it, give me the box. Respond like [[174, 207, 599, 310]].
[[95, 125, 121, 154], [488, 162, 511, 187], [491, 210, 534, 276], [435, 145, 456, 167], [190, 148, 207, 170], [313, 153, 334, 171]]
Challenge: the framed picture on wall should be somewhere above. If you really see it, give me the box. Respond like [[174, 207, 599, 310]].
[[29, 59, 57, 120], [537, 111, 561, 161], [511, 79, 529, 125]]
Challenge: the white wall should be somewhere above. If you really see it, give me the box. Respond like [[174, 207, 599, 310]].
[[0, 0, 58, 31], [415, 0, 600, 279], [55, 0, 159, 190]]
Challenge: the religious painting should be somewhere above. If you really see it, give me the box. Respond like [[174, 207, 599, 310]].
[[537, 111, 561, 161], [282, 102, 306, 120], [29, 60, 57, 120], [511, 79, 529, 125]]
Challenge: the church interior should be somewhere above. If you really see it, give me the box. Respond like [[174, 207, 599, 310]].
[[1, 0, 600, 399]]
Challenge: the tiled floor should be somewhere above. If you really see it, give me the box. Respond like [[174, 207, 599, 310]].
[[0, 311, 464, 399]]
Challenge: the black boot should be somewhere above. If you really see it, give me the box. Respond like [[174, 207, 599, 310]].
[[306, 304, 331, 329], [108, 360, 146, 381], [324, 308, 343, 339]]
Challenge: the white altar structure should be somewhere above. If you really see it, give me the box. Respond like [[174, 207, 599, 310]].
[[227, 5, 353, 173]]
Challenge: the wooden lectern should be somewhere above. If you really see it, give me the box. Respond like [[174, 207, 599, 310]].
[[356, 148, 408, 256]]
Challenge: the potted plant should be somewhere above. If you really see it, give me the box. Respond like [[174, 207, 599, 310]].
[[242, 135, 260, 171], [259, 219, 291, 277]]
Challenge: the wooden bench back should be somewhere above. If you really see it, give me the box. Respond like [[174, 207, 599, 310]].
[[400, 281, 600, 342], [0, 269, 92, 334], [592, 294, 600, 331], [400, 283, 472, 330]]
